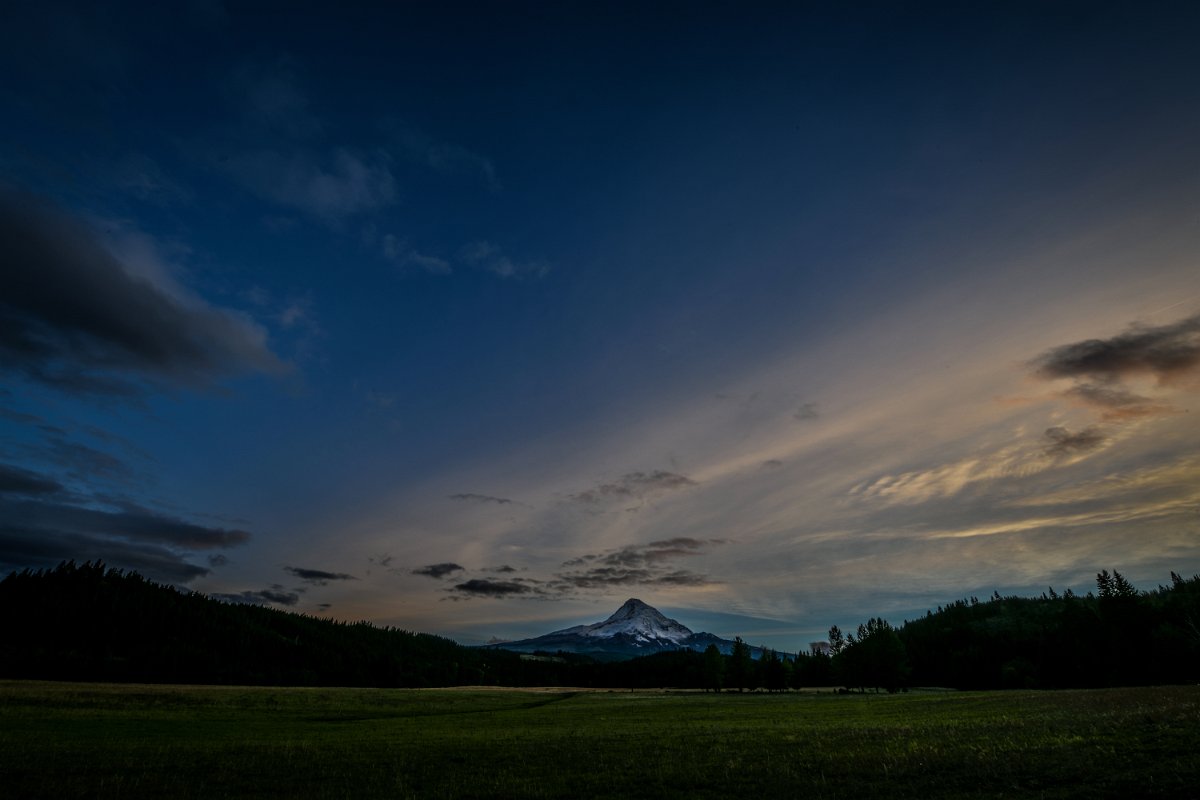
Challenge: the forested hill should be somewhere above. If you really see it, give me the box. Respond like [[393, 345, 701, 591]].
[[0, 562, 531, 687], [895, 570, 1200, 690], [824, 570, 1200, 693]]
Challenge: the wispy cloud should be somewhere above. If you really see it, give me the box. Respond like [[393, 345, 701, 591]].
[[794, 403, 819, 421], [110, 152, 192, 205], [381, 234, 451, 274], [570, 470, 696, 504], [1042, 425, 1107, 458], [459, 241, 550, 279], [226, 148, 396, 222], [1060, 383, 1171, 421], [391, 127, 500, 192], [426, 145, 499, 191], [232, 59, 323, 139]]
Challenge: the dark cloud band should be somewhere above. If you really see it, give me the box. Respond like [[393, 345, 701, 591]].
[[412, 562, 465, 579], [0, 188, 286, 397], [1032, 314, 1200, 384], [450, 578, 530, 597], [284, 566, 357, 584]]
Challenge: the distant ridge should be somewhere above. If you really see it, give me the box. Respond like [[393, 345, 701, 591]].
[[484, 598, 754, 660]]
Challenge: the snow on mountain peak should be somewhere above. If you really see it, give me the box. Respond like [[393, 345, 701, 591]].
[[574, 598, 695, 643], [489, 598, 745, 658]]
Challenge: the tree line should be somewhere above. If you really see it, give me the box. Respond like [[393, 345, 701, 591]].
[[2, 562, 1197, 690]]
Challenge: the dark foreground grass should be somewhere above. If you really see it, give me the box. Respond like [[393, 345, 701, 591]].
[[2, 681, 1198, 799]]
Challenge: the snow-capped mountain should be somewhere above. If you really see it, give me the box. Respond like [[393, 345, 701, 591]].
[[485, 598, 743, 660], [551, 598, 696, 643]]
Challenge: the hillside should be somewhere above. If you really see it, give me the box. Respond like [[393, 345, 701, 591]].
[[0, 561, 516, 687]]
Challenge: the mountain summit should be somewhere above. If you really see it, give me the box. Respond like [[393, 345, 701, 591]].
[[485, 598, 737, 660], [551, 598, 695, 644]]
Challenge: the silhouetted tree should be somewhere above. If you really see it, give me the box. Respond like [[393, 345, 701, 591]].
[[702, 644, 724, 692], [727, 637, 752, 692], [762, 648, 787, 692], [834, 617, 908, 693], [828, 625, 845, 655]]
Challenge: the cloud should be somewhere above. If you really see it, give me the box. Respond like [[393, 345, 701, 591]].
[[486, 564, 518, 573], [1031, 313, 1200, 384], [276, 295, 320, 335], [0, 464, 63, 497], [0, 527, 211, 584], [448, 493, 513, 505], [368, 553, 395, 568], [381, 234, 451, 274], [425, 144, 500, 192], [556, 566, 714, 589], [570, 470, 697, 504], [850, 442, 1049, 506], [0, 189, 286, 396], [555, 537, 722, 590], [458, 241, 549, 279], [233, 59, 322, 139], [450, 578, 531, 597], [1043, 426, 1107, 457], [412, 562, 465, 579], [794, 403, 819, 421], [391, 127, 500, 191], [211, 586, 300, 606], [208, 554, 230, 568], [567, 537, 723, 567], [226, 148, 395, 222], [111, 153, 192, 205], [1061, 383, 1171, 421], [41, 437, 134, 483], [284, 566, 357, 585], [0, 497, 251, 550]]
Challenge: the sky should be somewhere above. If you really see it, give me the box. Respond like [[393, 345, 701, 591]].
[[2, 1, 1199, 652]]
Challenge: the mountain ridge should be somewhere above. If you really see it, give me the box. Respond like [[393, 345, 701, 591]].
[[484, 598, 748, 660]]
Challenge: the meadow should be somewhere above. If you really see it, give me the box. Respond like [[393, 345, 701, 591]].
[[2, 681, 1197, 799]]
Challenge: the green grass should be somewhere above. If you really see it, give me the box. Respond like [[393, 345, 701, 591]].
[[2, 681, 1198, 798]]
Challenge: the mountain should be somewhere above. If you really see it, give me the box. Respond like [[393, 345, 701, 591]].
[[486, 598, 743, 660]]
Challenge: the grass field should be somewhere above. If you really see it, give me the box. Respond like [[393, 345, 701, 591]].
[[2, 681, 1198, 799]]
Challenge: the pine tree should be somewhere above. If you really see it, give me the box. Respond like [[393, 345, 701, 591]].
[[828, 625, 845, 655], [702, 644, 724, 692], [728, 637, 752, 692]]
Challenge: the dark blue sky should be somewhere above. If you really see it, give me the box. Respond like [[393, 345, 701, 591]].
[[3, 1, 1199, 647]]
